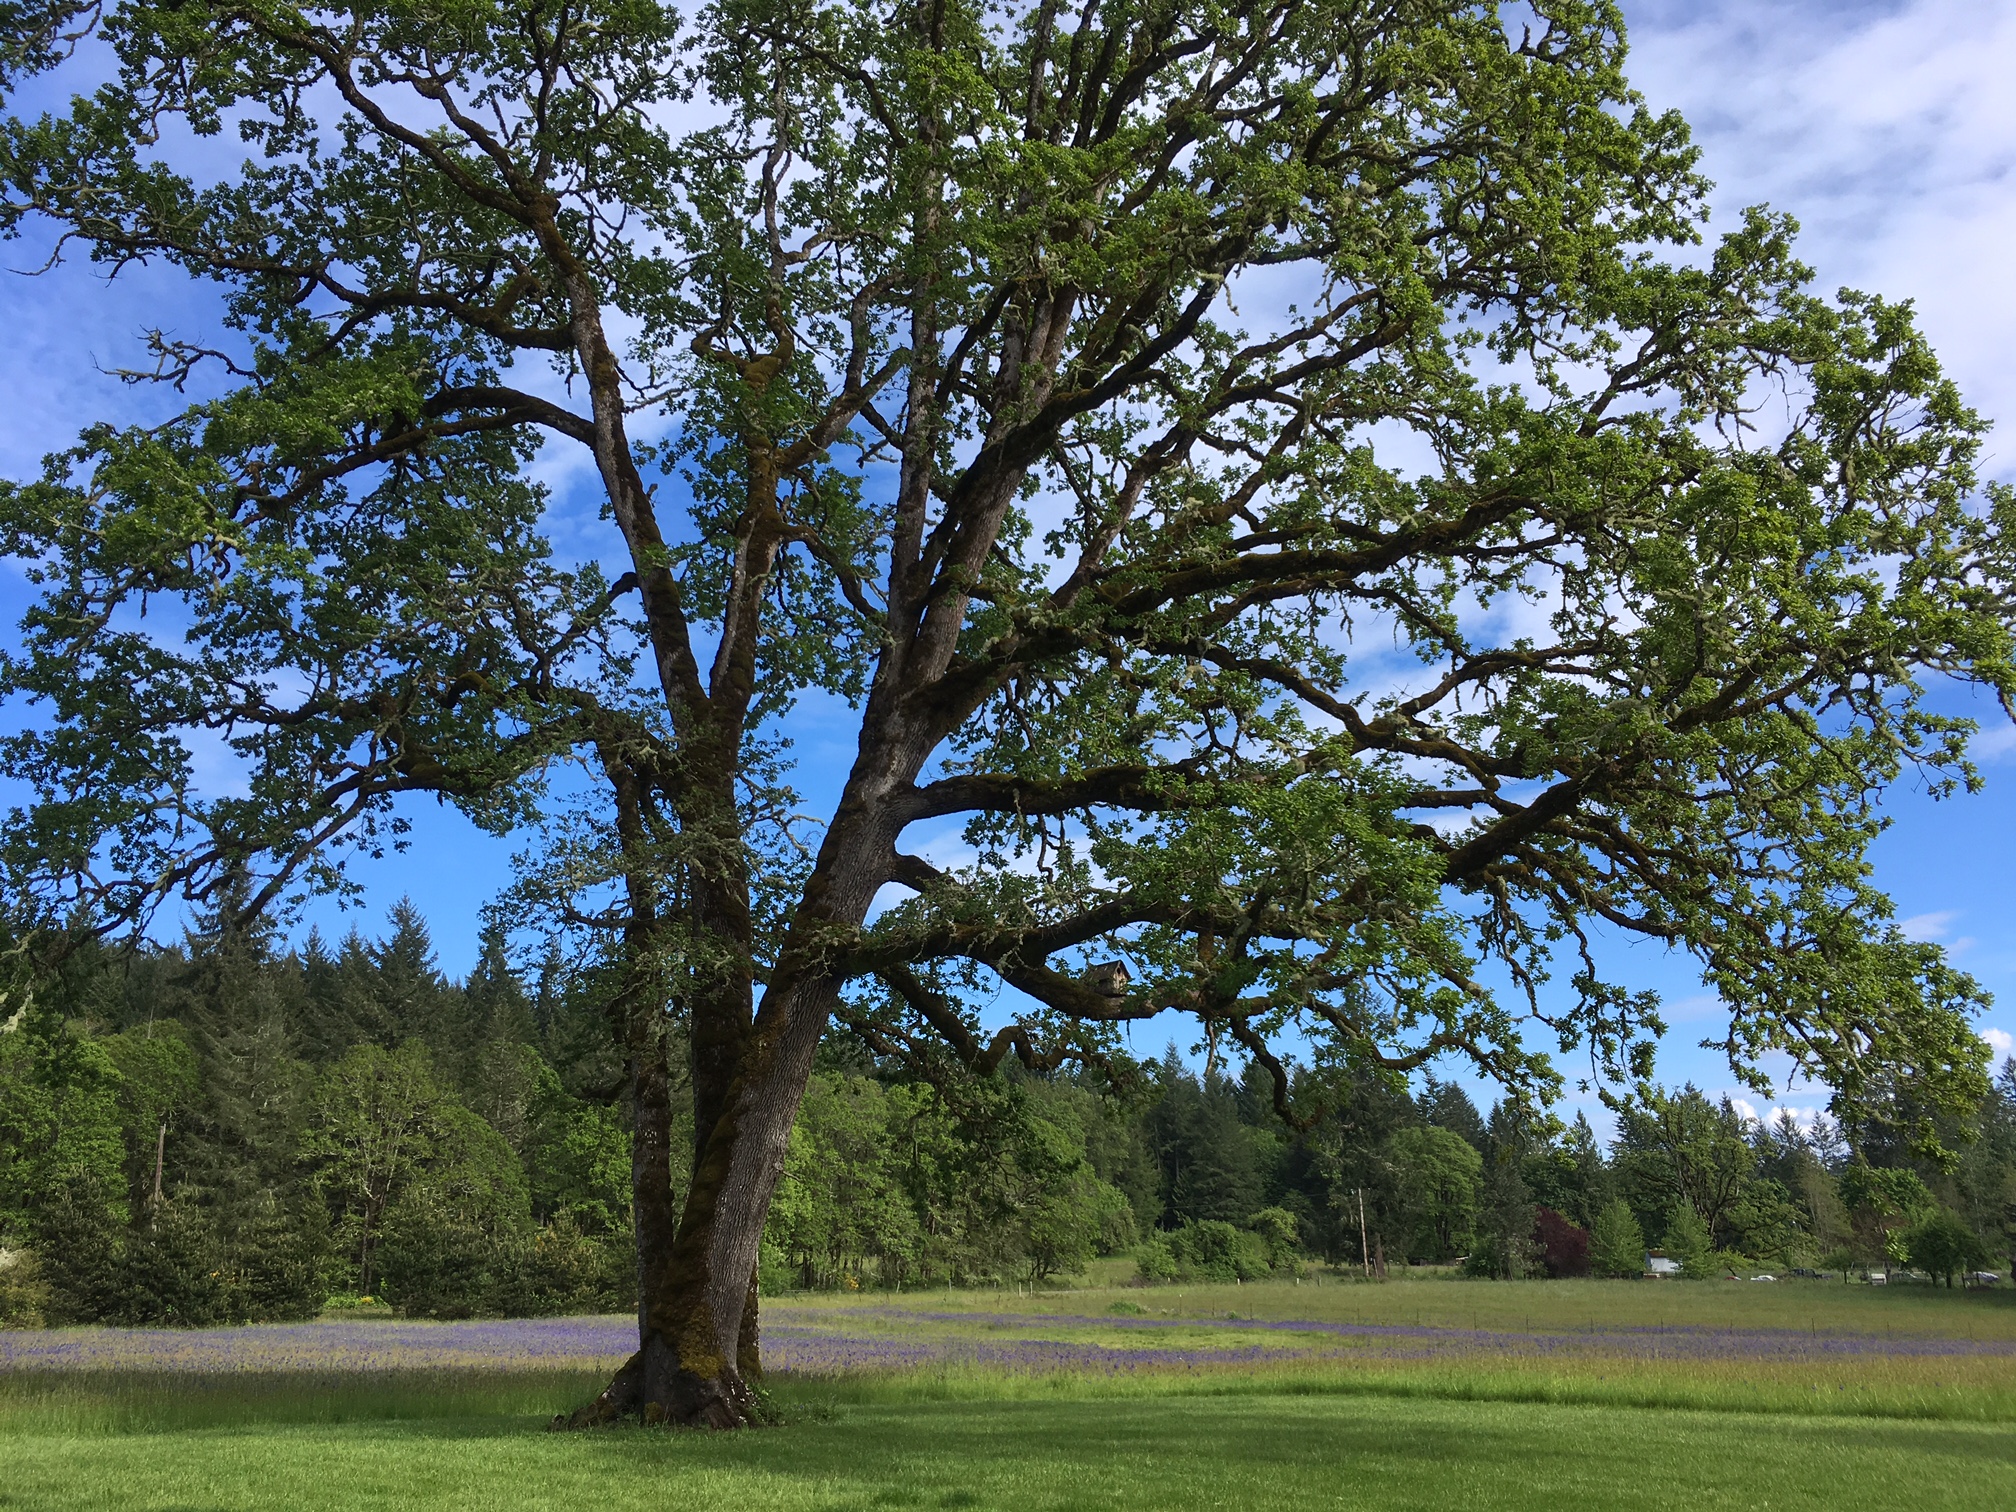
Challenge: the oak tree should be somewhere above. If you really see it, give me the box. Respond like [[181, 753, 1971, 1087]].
[[1, 0, 2011, 1422]]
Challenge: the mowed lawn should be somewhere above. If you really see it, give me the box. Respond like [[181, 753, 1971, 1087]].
[[2, 1393, 2012, 1511]]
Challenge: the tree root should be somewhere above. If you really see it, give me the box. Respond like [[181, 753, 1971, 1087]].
[[553, 1348, 771, 1430], [552, 1350, 643, 1429]]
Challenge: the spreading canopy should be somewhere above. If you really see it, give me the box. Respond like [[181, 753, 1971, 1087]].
[[0, 0, 2010, 1419]]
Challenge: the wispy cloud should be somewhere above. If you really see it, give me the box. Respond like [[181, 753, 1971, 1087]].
[[1897, 910, 1959, 942], [1627, 0, 2016, 477]]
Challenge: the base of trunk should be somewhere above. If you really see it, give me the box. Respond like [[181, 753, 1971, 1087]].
[[555, 1343, 769, 1430]]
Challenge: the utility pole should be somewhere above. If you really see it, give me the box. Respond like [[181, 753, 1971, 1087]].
[[1358, 1188, 1370, 1278]]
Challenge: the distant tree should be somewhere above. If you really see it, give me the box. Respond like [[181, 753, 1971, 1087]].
[[1902, 1208, 1986, 1289], [1059, 1080, 1163, 1236], [1589, 1200, 1647, 1279], [1661, 1203, 1715, 1280], [176, 905, 311, 1226], [1311, 1063, 1420, 1268], [100, 1024, 198, 1214], [0, 1003, 125, 1238], [1387, 1125, 1482, 1262], [1146, 1054, 1267, 1228], [1474, 1103, 1537, 1279], [1726, 1177, 1806, 1267], [1419, 1079, 1488, 1154], [463, 922, 538, 1063], [297, 930, 378, 1066], [1561, 1114, 1614, 1228], [372, 902, 456, 1062], [1247, 1207, 1305, 1274], [302, 1042, 449, 1294], [1613, 1087, 1757, 1246], [376, 1103, 534, 1317], [1841, 1162, 1934, 1276], [1020, 1162, 1133, 1283], [768, 1073, 920, 1292], [1957, 1060, 2016, 1276], [1531, 1206, 1591, 1279]]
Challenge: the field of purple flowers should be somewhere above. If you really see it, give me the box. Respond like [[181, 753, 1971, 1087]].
[[3, 1280, 2012, 1428]]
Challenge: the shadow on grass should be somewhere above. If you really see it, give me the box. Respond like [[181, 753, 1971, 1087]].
[[556, 1395, 2016, 1512], [0, 1368, 606, 1435]]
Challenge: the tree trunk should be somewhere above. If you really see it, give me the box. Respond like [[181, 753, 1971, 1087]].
[[563, 625, 958, 1426], [630, 1040, 678, 1340], [563, 948, 840, 1426], [150, 1122, 166, 1209]]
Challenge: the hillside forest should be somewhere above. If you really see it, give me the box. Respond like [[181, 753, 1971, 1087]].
[[3, 904, 2013, 1327]]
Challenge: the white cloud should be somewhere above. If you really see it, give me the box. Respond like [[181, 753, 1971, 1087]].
[[1968, 724, 2016, 763], [1898, 910, 1959, 942], [1765, 1105, 1826, 1134], [1660, 993, 1725, 1026], [1983, 1026, 2014, 1056], [1627, 0, 2016, 478]]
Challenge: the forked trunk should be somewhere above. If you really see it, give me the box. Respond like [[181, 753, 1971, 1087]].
[[565, 979, 821, 1428]]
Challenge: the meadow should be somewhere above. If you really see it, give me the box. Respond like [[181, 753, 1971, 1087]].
[[2, 1274, 2012, 1510]]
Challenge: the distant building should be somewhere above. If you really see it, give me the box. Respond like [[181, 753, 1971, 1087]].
[[1645, 1250, 1681, 1277]]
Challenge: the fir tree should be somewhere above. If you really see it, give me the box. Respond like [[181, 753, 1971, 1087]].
[[1590, 1200, 1646, 1279], [372, 900, 454, 1061], [1420, 1077, 1487, 1153]]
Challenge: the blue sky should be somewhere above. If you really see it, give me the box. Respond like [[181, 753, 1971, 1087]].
[[1, 0, 2012, 1129]]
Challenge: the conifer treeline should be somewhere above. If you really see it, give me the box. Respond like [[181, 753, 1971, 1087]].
[[0, 900, 633, 1325], [3, 903, 2013, 1326]]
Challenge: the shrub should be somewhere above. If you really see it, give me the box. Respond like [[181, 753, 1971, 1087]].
[[1166, 1220, 1270, 1281], [376, 1197, 506, 1318], [497, 1216, 632, 1316], [33, 1181, 126, 1323], [1134, 1232, 1178, 1283], [1132, 1222, 1274, 1283], [1248, 1207, 1305, 1276], [233, 1203, 333, 1322], [1462, 1236, 1502, 1278], [0, 1244, 49, 1327]]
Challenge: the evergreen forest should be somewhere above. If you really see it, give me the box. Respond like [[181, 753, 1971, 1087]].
[[5, 904, 2012, 1327]]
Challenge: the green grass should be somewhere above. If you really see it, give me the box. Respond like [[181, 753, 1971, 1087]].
[[0, 1394, 2010, 1511], [4, 1279, 2013, 1509], [845, 1268, 2016, 1341]]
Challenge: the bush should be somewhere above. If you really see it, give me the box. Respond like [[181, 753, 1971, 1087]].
[[33, 1181, 127, 1324], [376, 1197, 508, 1319], [1166, 1220, 1271, 1282], [1134, 1232, 1178, 1283], [28, 1181, 329, 1325], [1133, 1222, 1273, 1283], [1462, 1236, 1502, 1278], [758, 1238, 798, 1297], [1248, 1207, 1305, 1277], [0, 1244, 49, 1328], [495, 1217, 632, 1316]]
